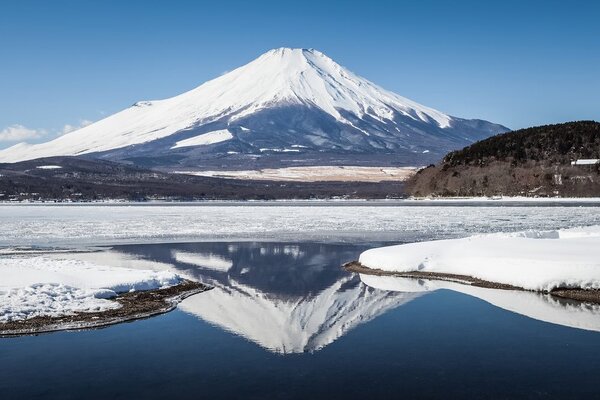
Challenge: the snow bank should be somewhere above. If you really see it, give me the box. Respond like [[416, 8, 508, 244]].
[[359, 226, 600, 292], [0, 256, 182, 322]]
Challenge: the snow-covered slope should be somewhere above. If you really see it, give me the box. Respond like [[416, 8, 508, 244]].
[[0, 48, 509, 167]]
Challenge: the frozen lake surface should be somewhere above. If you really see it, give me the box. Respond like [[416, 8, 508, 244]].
[[1, 201, 600, 246]]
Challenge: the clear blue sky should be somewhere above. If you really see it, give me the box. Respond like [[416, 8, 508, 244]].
[[0, 0, 598, 148]]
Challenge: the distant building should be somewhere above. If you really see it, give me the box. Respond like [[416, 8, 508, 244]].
[[571, 159, 600, 166]]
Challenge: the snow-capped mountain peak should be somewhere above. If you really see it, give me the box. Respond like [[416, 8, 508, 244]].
[[189, 47, 452, 128], [0, 48, 508, 166]]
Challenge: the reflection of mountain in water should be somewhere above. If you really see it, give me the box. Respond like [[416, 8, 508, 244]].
[[360, 274, 600, 332], [181, 274, 419, 353], [55, 241, 600, 347], [112, 242, 422, 353]]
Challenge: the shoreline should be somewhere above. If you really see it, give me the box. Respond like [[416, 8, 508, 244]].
[[344, 261, 600, 304], [0, 280, 211, 338], [0, 195, 600, 206]]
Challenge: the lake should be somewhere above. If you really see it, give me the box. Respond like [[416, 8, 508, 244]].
[[1, 203, 600, 399]]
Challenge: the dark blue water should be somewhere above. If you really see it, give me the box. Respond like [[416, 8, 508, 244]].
[[1, 242, 600, 399]]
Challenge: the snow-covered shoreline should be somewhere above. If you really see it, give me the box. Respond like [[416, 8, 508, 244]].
[[358, 226, 600, 292], [2, 197, 600, 205], [0, 256, 183, 322], [404, 196, 600, 203]]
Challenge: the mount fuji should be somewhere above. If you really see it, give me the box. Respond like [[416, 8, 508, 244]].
[[0, 48, 509, 169]]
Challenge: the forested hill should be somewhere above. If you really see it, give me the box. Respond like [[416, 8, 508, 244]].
[[444, 121, 600, 167], [407, 121, 600, 197]]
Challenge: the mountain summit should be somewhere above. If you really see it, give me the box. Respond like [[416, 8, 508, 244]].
[[0, 48, 509, 168]]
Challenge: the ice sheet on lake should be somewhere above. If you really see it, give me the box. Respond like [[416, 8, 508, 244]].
[[1, 204, 600, 247]]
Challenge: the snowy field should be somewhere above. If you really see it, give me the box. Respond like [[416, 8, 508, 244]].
[[0, 257, 181, 322], [359, 226, 600, 291], [1, 202, 600, 247], [177, 166, 416, 182]]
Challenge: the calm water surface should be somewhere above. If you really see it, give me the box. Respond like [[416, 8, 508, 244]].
[[1, 240, 600, 399]]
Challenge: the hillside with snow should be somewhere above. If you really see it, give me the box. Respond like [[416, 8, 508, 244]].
[[0, 48, 508, 168]]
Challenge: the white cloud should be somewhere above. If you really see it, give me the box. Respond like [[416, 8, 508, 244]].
[[60, 119, 93, 135], [0, 125, 45, 142], [0, 118, 94, 145]]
